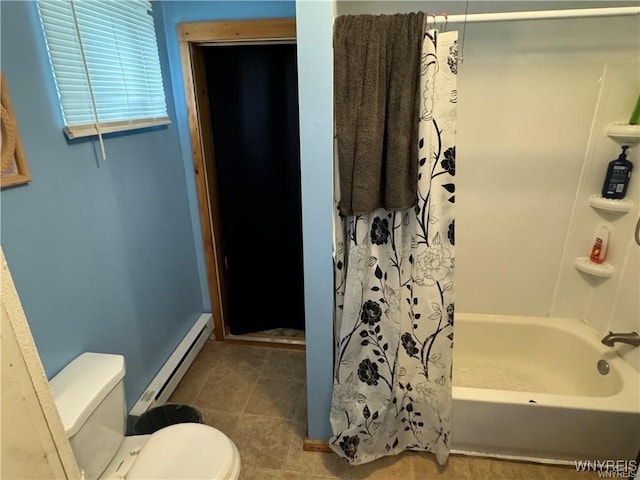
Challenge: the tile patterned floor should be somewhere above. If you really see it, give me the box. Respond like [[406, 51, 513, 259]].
[[169, 341, 600, 480]]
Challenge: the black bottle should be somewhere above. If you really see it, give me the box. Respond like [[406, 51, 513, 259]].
[[602, 145, 634, 199]]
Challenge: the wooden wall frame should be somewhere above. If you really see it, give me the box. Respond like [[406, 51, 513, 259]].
[[178, 19, 296, 340], [2, 248, 82, 479], [1, 74, 31, 188]]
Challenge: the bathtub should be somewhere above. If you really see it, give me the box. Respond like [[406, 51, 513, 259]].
[[451, 313, 640, 463]]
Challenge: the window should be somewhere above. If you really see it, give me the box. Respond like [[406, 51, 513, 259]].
[[37, 0, 169, 140]]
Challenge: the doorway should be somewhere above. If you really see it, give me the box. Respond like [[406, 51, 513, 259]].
[[178, 19, 305, 344], [205, 43, 304, 336]]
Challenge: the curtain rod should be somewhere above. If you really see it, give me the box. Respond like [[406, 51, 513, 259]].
[[427, 6, 640, 24]]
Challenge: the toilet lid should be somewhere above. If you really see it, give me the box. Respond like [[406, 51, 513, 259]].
[[127, 423, 238, 480]]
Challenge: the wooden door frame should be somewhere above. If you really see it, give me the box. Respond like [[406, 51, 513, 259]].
[[178, 19, 297, 341]]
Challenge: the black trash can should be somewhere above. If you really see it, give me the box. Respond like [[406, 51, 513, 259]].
[[131, 404, 204, 435]]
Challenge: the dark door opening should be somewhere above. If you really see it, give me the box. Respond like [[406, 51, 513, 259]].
[[204, 43, 305, 336]]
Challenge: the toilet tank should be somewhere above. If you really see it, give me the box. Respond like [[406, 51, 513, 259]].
[[50, 353, 127, 480]]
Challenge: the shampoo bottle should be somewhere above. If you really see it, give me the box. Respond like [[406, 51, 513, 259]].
[[589, 225, 610, 264], [602, 146, 633, 199]]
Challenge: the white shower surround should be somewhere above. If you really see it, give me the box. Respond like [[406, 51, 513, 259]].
[[450, 313, 639, 462], [337, 1, 640, 331]]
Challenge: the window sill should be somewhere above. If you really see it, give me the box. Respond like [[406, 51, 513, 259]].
[[64, 117, 171, 139]]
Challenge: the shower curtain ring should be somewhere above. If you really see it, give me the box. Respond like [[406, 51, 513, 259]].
[[431, 13, 437, 30], [441, 13, 449, 32]]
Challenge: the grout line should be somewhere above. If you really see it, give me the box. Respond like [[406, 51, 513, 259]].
[[258, 348, 272, 377], [239, 374, 261, 414], [281, 420, 298, 472], [191, 370, 211, 403]]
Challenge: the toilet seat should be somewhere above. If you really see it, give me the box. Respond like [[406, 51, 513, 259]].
[[126, 423, 240, 480]]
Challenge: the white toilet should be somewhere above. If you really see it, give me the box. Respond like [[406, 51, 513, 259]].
[[50, 352, 241, 480]]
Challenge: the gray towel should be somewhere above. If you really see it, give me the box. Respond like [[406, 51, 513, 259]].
[[334, 13, 424, 217]]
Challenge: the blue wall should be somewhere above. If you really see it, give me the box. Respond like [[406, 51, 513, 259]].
[[0, 1, 204, 409], [157, 1, 297, 311], [295, 0, 334, 441]]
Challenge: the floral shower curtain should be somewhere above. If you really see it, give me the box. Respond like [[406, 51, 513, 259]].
[[330, 30, 458, 465]]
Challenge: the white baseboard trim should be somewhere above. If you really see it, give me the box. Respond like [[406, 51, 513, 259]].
[[129, 313, 214, 417]]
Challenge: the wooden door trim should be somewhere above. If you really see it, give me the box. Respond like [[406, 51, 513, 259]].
[[178, 18, 296, 43], [178, 19, 296, 340], [178, 41, 225, 340]]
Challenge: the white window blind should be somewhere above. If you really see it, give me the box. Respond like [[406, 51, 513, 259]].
[[37, 0, 170, 142]]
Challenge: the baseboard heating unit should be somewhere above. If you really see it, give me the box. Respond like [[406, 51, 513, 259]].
[[129, 313, 214, 417]]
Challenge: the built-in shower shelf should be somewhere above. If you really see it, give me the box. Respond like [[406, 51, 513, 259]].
[[587, 194, 633, 213], [574, 257, 615, 278], [606, 123, 640, 145]]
